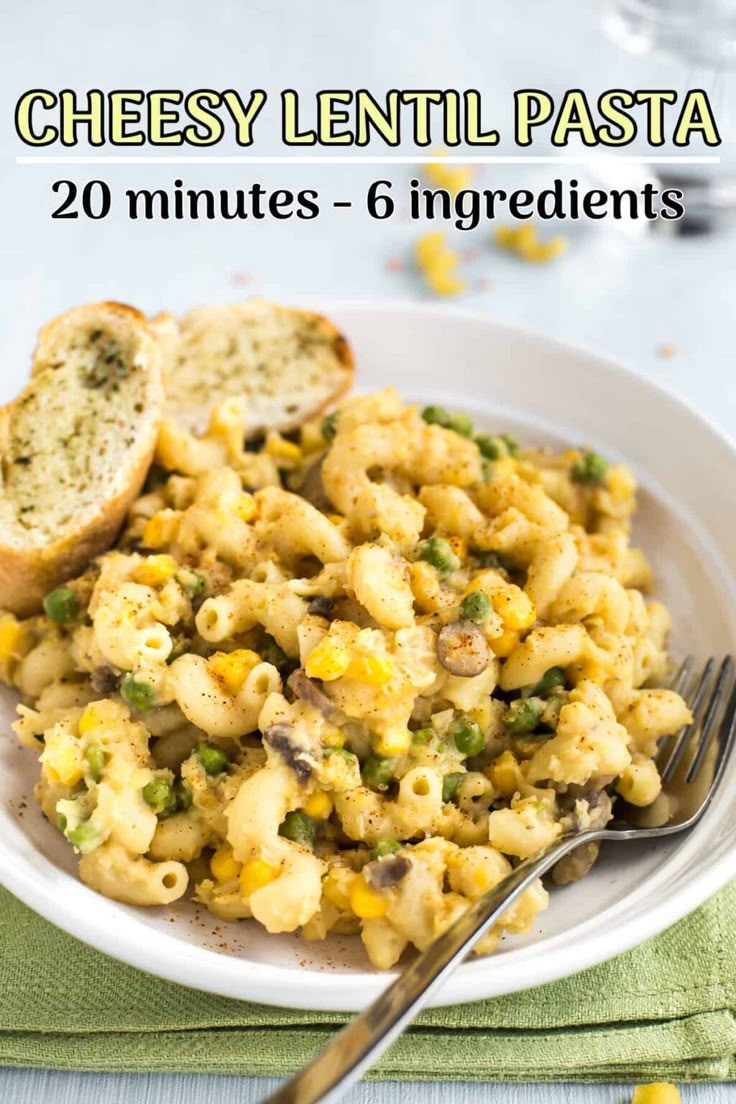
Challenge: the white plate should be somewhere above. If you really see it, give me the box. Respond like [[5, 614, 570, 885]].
[[1, 302, 735, 1012]]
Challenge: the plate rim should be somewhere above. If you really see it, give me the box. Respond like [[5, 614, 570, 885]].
[[1, 299, 735, 1012]]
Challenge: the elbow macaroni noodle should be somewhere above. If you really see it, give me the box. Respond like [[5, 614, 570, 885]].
[[1, 388, 692, 969]]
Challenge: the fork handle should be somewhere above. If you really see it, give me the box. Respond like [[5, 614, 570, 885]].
[[263, 830, 593, 1104]]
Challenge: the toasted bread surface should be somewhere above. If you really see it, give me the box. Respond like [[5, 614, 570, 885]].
[[152, 300, 353, 435], [0, 301, 164, 615]]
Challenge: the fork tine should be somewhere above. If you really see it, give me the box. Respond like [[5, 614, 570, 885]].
[[654, 656, 695, 773], [702, 674, 736, 796], [659, 657, 715, 782], [669, 655, 695, 695], [686, 656, 736, 782]]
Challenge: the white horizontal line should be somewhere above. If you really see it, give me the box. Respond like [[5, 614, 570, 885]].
[[15, 155, 721, 166]]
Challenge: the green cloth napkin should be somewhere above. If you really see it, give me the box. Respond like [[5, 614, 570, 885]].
[[1, 881, 735, 1084]]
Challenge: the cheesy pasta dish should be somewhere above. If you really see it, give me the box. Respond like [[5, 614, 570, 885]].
[[0, 388, 692, 969]]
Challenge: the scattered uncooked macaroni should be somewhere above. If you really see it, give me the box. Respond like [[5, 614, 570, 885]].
[[415, 232, 467, 297], [1, 389, 692, 969], [424, 151, 475, 197], [494, 224, 568, 263]]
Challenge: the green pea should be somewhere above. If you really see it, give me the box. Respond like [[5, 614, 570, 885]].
[[500, 433, 520, 457], [442, 772, 464, 803], [475, 550, 506, 571], [261, 635, 290, 672], [541, 689, 567, 730], [279, 810, 316, 848], [532, 667, 566, 696], [177, 569, 206, 601], [422, 406, 473, 437], [43, 587, 78, 626], [419, 536, 460, 574], [476, 433, 520, 461], [504, 697, 545, 736], [451, 716, 485, 757], [421, 405, 450, 427], [86, 742, 107, 783], [370, 839, 402, 861], [321, 412, 339, 442], [361, 754, 394, 793], [66, 820, 99, 854], [195, 741, 230, 776], [120, 675, 157, 712], [571, 450, 608, 485], [174, 780, 193, 811], [475, 434, 507, 461], [411, 728, 436, 745], [459, 590, 492, 623], [142, 776, 176, 815], [325, 746, 357, 763], [446, 412, 474, 438]]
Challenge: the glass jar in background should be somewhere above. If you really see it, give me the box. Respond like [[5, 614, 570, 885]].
[[602, 0, 736, 233]]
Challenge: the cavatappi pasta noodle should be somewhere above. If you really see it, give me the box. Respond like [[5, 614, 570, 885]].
[[1, 388, 692, 969]]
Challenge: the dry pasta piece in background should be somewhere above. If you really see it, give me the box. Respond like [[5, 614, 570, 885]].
[[494, 223, 568, 263], [424, 150, 475, 197], [415, 232, 467, 296]]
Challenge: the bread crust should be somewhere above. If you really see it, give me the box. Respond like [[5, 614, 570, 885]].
[[31, 300, 153, 375], [0, 301, 164, 616], [0, 449, 153, 616]]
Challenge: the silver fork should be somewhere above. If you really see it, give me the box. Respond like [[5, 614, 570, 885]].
[[264, 656, 736, 1104]]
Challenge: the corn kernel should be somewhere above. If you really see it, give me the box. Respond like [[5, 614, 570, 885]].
[[327, 514, 344, 526], [486, 456, 517, 480], [210, 844, 242, 884], [240, 857, 279, 897], [606, 463, 636, 503], [488, 628, 519, 658], [322, 728, 345, 748], [234, 492, 257, 522], [208, 649, 261, 693], [488, 751, 523, 797], [78, 704, 105, 736], [632, 1085, 680, 1104], [346, 653, 395, 686], [349, 875, 388, 919], [469, 701, 493, 732], [266, 435, 303, 463], [133, 555, 178, 588], [303, 792, 334, 820], [305, 636, 351, 681], [491, 587, 536, 632], [374, 729, 412, 757], [322, 869, 352, 910], [45, 745, 84, 787], [446, 535, 467, 562], [300, 420, 326, 454], [0, 614, 33, 676], [142, 510, 179, 549]]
